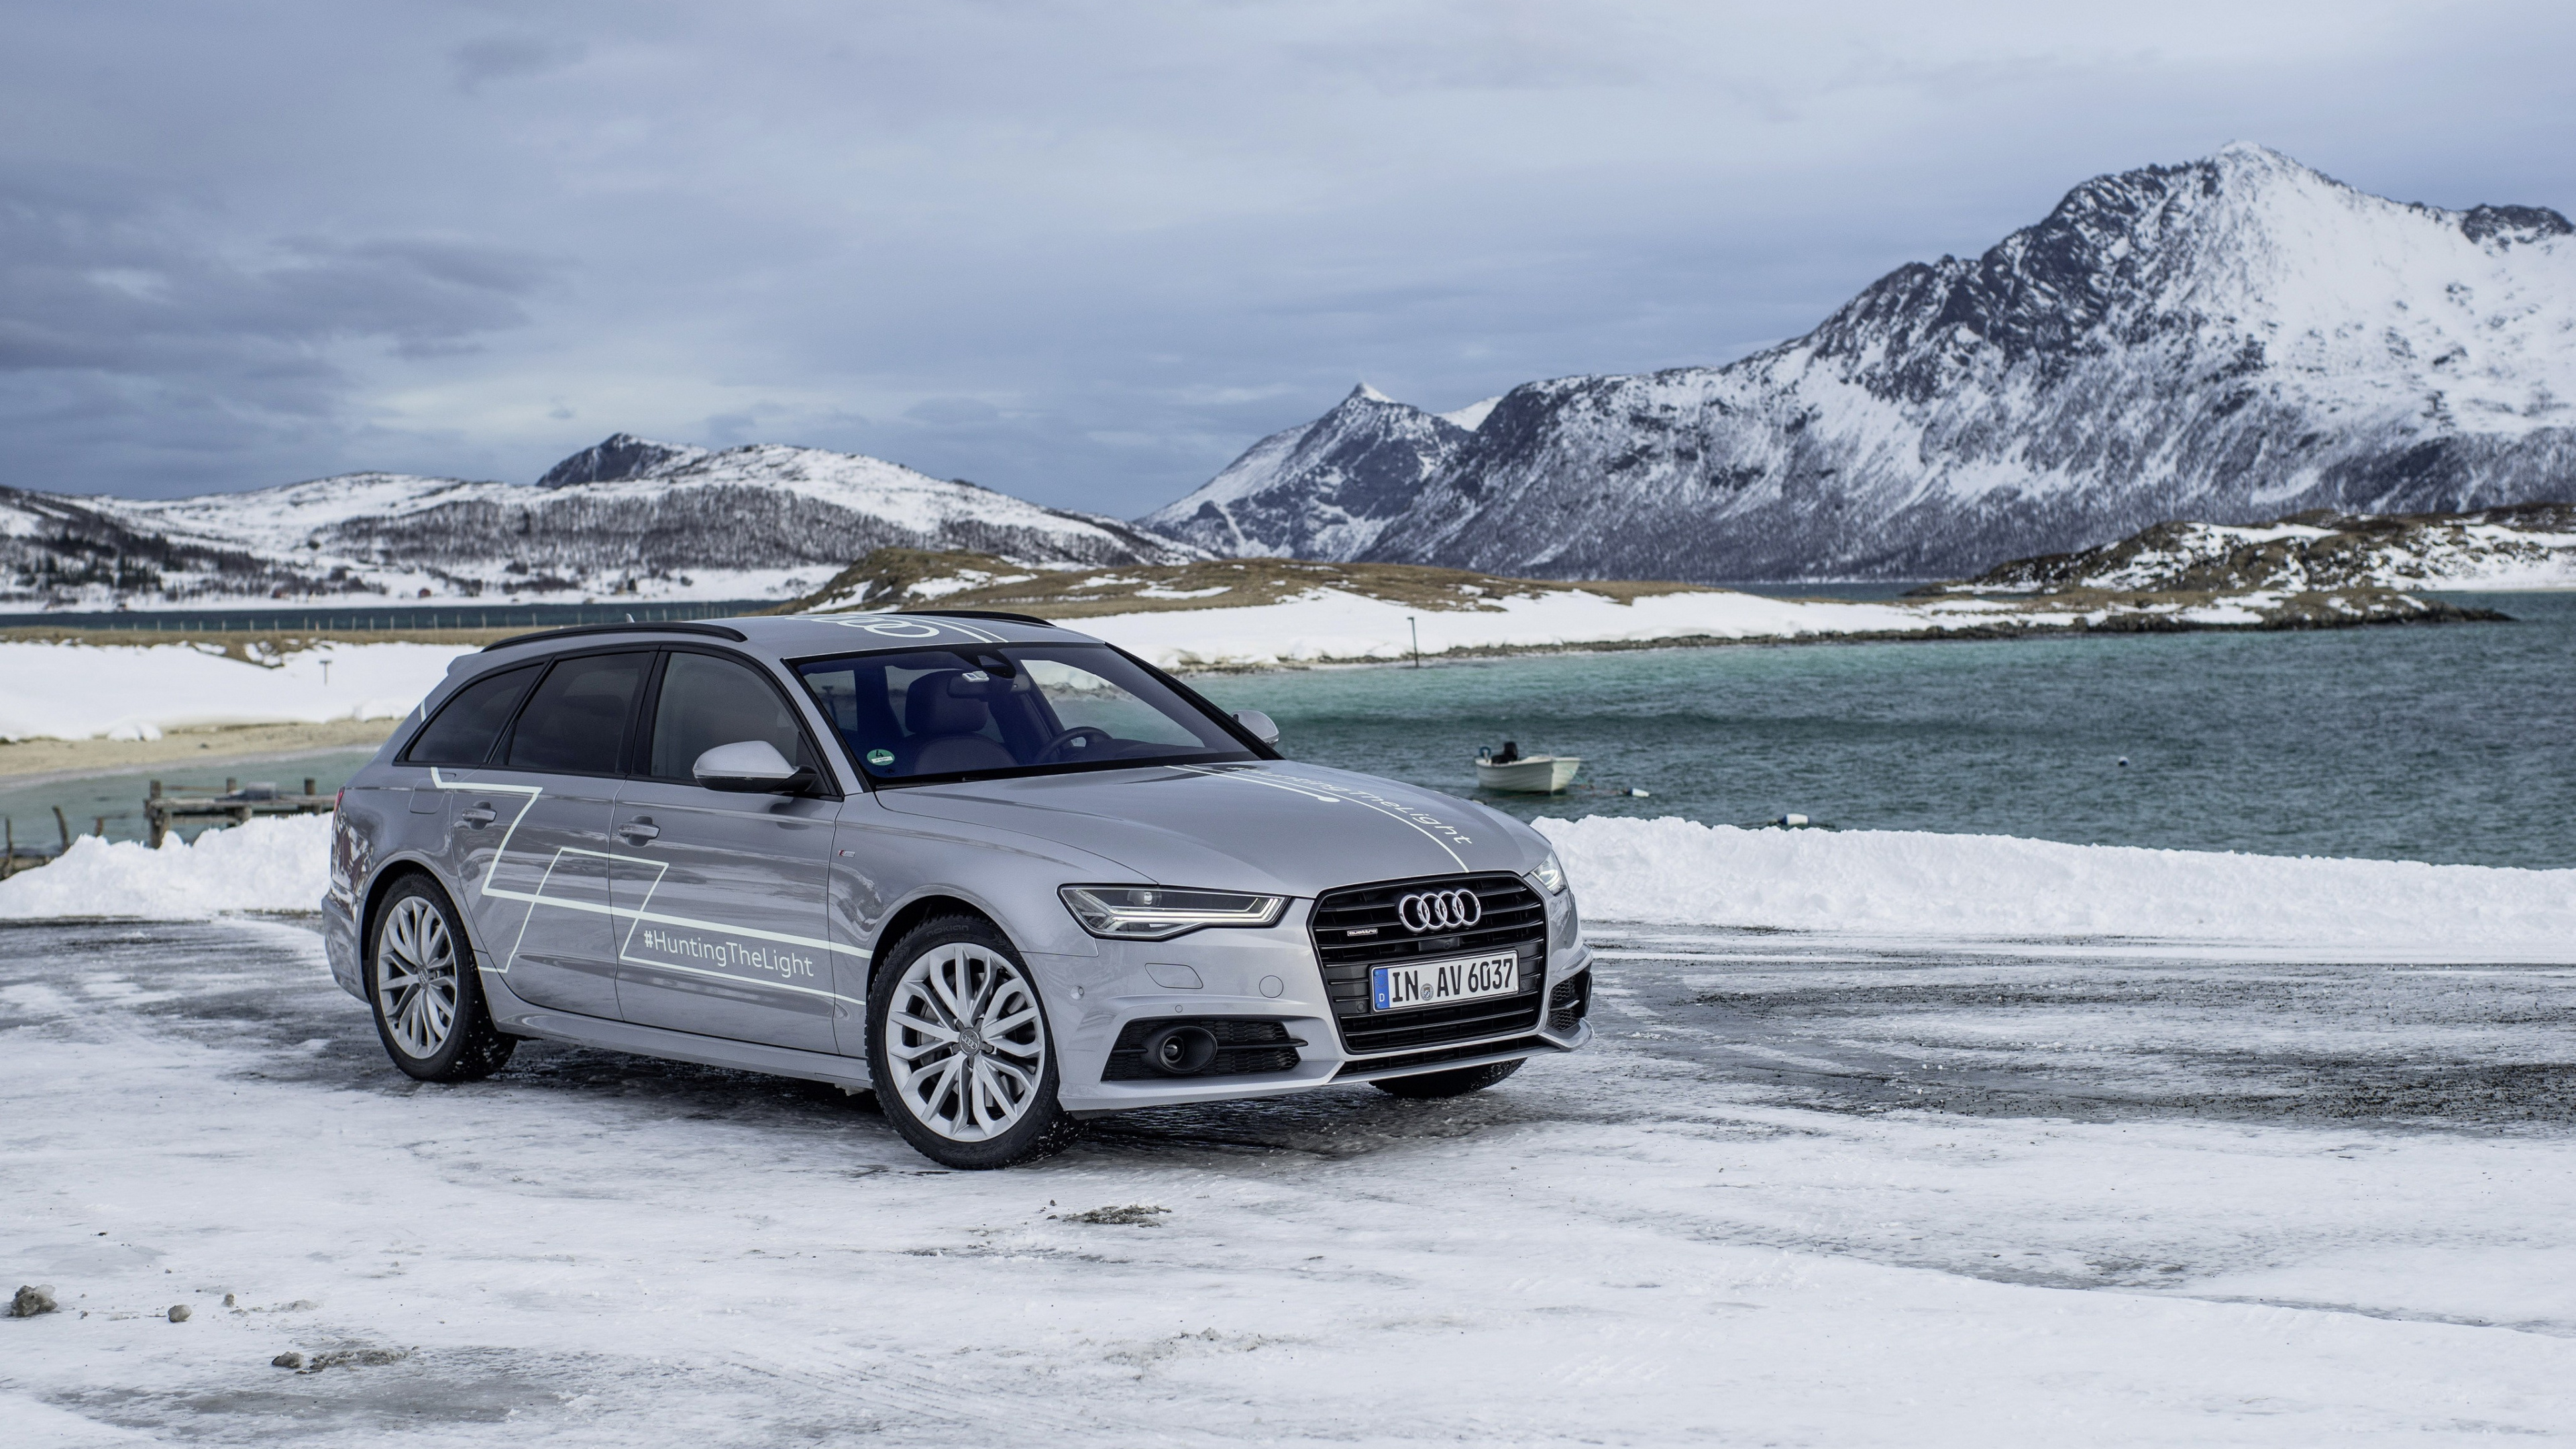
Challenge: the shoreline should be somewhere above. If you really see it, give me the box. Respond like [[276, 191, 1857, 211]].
[[0, 720, 398, 782], [1157, 603, 2514, 674]]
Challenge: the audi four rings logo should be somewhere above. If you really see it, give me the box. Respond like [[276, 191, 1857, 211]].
[[1397, 889, 1483, 933]]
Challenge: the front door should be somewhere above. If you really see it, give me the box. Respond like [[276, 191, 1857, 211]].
[[610, 649, 841, 1051], [460, 650, 653, 1020]]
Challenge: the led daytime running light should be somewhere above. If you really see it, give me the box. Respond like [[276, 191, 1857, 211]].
[[1059, 885, 1288, 941]]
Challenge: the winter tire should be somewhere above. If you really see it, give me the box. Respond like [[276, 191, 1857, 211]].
[[367, 873, 516, 1083], [1372, 1057, 1524, 1099], [869, 914, 1080, 1170]]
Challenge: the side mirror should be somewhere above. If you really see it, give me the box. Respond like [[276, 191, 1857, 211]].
[[1232, 710, 1280, 747], [692, 739, 816, 794]]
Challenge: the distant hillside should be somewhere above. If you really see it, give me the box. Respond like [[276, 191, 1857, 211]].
[[780, 546, 2503, 658], [1, 433, 1200, 611], [1931, 503, 2576, 596], [1142, 145, 2576, 581]]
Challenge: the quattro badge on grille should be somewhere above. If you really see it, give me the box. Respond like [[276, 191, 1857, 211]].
[[1396, 888, 1483, 933]]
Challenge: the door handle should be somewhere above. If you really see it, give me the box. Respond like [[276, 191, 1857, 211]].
[[618, 819, 661, 843], [459, 805, 497, 826]]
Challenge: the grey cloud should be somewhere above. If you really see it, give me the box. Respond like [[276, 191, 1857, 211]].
[[3, 1, 2575, 511], [449, 34, 586, 91]]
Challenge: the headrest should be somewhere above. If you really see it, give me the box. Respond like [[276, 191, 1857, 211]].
[[906, 671, 992, 736]]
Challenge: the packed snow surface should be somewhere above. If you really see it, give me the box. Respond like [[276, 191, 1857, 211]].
[[0, 642, 464, 741], [1542, 815, 2576, 950], [0, 814, 329, 920], [3, 918, 2573, 1444]]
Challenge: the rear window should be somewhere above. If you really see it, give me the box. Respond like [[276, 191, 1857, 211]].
[[502, 652, 651, 775], [402, 664, 540, 766]]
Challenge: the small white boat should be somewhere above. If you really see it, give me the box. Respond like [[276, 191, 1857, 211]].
[[1474, 753, 1580, 794]]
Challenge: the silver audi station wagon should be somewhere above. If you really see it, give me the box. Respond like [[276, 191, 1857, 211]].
[[322, 612, 1592, 1168]]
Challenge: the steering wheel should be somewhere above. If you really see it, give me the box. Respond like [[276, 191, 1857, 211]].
[[1034, 726, 1119, 765]]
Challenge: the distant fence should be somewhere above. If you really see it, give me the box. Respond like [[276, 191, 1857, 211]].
[[0, 600, 775, 634]]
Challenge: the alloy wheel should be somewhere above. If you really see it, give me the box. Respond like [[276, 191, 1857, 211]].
[[881, 943, 1048, 1141], [376, 895, 460, 1059]]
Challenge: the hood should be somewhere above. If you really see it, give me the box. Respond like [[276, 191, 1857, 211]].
[[875, 761, 1547, 896]]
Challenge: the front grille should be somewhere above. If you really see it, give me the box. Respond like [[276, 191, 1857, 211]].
[[1548, 970, 1592, 1033], [1310, 872, 1548, 1057], [1100, 1017, 1302, 1081]]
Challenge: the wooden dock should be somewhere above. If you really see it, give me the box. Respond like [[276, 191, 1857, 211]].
[[144, 778, 335, 847]]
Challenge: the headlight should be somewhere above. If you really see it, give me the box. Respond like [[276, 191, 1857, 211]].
[[1530, 852, 1568, 894], [1059, 885, 1289, 941]]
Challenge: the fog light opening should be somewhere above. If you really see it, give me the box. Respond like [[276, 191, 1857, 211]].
[[1140, 1024, 1220, 1076]]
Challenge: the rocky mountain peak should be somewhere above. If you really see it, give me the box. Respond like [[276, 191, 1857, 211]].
[[535, 433, 711, 488], [1140, 144, 2576, 583]]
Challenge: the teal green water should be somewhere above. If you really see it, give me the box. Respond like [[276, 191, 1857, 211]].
[[10, 598, 2567, 870], [1193, 593, 2576, 871], [0, 748, 381, 851]]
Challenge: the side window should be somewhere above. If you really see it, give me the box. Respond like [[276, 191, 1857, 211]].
[[502, 652, 651, 775], [402, 664, 540, 765], [647, 652, 816, 782]]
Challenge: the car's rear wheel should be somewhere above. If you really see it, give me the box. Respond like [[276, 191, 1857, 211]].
[[368, 874, 515, 1083], [868, 915, 1079, 1170], [1372, 1058, 1524, 1099]]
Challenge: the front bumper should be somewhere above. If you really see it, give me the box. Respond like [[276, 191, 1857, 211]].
[[1042, 898, 1592, 1114]]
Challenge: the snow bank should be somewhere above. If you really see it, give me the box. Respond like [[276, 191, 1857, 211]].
[[1077, 587, 1980, 668], [0, 641, 469, 741], [1541, 815, 2576, 948], [0, 814, 331, 920]]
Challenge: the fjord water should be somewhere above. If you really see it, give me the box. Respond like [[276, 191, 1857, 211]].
[[1195, 592, 2576, 871]]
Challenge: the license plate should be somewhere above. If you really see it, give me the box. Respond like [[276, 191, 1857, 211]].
[[1371, 951, 1519, 1012]]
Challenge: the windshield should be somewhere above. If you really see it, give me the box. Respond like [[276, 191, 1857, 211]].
[[792, 643, 1257, 783]]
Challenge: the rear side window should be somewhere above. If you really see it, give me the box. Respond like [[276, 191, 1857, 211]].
[[403, 664, 540, 765], [502, 652, 651, 775], [646, 651, 818, 782]]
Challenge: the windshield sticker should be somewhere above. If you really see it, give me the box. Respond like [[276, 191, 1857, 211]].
[[866, 748, 896, 767]]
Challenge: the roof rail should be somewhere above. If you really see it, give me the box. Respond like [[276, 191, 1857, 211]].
[[484, 621, 750, 652], [903, 608, 1061, 629]]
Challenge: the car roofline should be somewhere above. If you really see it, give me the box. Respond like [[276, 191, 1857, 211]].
[[482, 621, 751, 652]]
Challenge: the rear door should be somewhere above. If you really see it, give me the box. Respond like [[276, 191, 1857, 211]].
[[461, 649, 653, 1020], [609, 648, 841, 1051]]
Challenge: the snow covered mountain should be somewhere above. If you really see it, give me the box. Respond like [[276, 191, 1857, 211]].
[[1142, 146, 2576, 580], [2, 434, 1200, 610], [1139, 385, 1479, 558]]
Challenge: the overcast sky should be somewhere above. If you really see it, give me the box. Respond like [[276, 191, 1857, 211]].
[[5, 1, 2573, 516]]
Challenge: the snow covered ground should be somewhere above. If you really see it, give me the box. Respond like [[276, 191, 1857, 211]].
[[9, 809, 2573, 965], [1541, 816, 2576, 956], [1065, 587, 2077, 669], [0, 816, 329, 920], [0, 643, 461, 743], [3, 917, 2569, 1445]]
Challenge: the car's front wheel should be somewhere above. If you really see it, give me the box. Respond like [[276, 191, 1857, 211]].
[[867, 914, 1079, 1169], [368, 874, 515, 1083]]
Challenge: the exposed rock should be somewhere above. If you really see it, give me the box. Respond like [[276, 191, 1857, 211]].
[[167, 1304, 191, 1322], [9, 1285, 58, 1318], [1057, 1204, 1170, 1226]]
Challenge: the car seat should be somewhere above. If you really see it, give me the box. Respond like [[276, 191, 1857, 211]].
[[898, 671, 1016, 774]]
